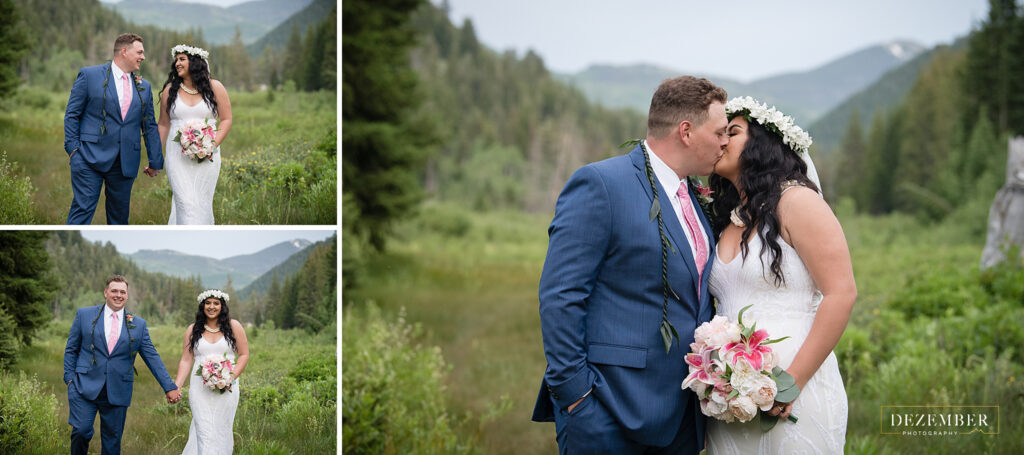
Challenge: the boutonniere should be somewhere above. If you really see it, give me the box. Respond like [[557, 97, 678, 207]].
[[133, 74, 143, 89], [125, 313, 136, 328], [688, 176, 715, 209]]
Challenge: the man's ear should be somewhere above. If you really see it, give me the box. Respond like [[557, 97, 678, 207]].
[[678, 121, 693, 146]]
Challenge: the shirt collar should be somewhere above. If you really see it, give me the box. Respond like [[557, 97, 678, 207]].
[[111, 61, 129, 81], [644, 140, 686, 197], [103, 304, 125, 320]]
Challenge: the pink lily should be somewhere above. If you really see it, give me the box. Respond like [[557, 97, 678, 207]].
[[682, 347, 720, 390], [723, 329, 772, 371]]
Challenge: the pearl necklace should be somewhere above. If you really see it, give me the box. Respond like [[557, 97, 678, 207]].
[[181, 84, 199, 95], [204, 324, 221, 333]]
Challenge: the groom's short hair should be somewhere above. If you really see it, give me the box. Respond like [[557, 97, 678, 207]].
[[106, 275, 128, 289], [113, 33, 144, 55], [647, 76, 727, 138]]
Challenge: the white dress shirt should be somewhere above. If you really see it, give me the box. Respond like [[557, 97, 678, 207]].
[[102, 304, 125, 347], [111, 62, 133, 110], [643, 140, 709, 268]]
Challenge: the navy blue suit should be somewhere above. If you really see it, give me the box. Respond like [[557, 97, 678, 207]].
[[63, 62, 163, 224], [532, 145, 715, 453], [64, 305, 177, 454]]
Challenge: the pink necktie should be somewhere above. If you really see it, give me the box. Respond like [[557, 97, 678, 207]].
[[677, 183, 708, 297], [108, 312, 119, 354], [121, 74, 131, 120]]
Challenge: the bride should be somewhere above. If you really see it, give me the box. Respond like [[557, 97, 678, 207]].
[[174, 290, 250, 454], [158, 44, 233, 224], [704, 97, 856, 453]]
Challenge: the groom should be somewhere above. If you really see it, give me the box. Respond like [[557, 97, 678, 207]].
[[64, 275, 181, 455], [64, 33, 163, 225], [532, 76, 728, 453]]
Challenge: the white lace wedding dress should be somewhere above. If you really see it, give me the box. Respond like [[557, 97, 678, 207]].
[[166, 96, 220, 225], [183, 335, 239, 455], [706, 230, 848, 454]]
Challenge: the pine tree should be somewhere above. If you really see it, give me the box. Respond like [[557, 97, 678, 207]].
[[0, 0, 29, 99], [283, 23, 304, 89], [836, 108, 866, 207], [963, 0, 1024, 134], [0, 231, 57, 367], [342, 0, 433, 250], [265, 274, 282, 328]]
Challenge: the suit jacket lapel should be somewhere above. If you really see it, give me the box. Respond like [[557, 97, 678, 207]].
[[127, 73, 141, 121], [630, 146, 701, 314], [105, 63, 125, 125], [93, 305, 109, 354], [113, 314, 130, 354]]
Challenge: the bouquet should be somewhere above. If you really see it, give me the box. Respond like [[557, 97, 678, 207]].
[[173, 118, 218, 162], [194, 353, 235, 393], [681, 305, 799, 431]]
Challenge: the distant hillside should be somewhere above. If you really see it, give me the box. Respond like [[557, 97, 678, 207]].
[[808, 38, 967, 151], [564, 41, 925, 124], [237, 237, 331, 299], [100, 0, 314, 45], [246, 0, 334, 55], [221, 238, 312, 278], [557, 64, 744, 114], [127, 239, 311, 289]]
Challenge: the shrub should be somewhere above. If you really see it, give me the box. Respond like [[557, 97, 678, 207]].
[[416, 203, 472, 238], [0, 152, 37, 224], [342, 304, 471, 454], [0, 373, 64, 454], [0, 307, 18, 369]]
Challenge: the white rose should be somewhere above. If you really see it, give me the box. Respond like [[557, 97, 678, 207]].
[[690, 380, 708, 397], [703, 390, 729, 417], [750, 375, 778, 411], [695, 316, 742, 348], [729, 358, 763, 394], [729, 395, 758, 422]]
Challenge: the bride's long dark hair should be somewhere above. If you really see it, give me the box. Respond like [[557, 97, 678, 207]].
[[161, 52, 218, 116], [188, 296, 237, 354], [708, 116, 819, 286]]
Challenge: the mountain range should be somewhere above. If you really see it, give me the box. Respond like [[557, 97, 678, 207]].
[[561, 40, 926, 125], [99, 0, 315, 45], [236, 235, 334, 299], [806, 37, 968, 152], [126, 239, 313, 289]]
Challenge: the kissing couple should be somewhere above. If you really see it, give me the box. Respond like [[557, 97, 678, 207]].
[[532, 76, 858, 453], [64, 275, 250, 454], [63, 33, 233, 225]]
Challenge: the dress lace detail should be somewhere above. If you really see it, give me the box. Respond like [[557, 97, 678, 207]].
[[166, 96, 220, 225], [182, 335, 238, 455], [706, 233, 848, 454]]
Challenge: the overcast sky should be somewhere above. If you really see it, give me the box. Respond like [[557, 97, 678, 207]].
[[80, 229, 335, 259], [439, 0, 990, 82], [101, 0, 253, 6]]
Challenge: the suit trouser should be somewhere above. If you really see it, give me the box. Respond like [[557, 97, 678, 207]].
[[68, 382, 127, 455], [68, 151, 135, 225], [552, 393, 700, 455]]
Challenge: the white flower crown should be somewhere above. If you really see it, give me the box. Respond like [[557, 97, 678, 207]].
[[171, 44, 209, 63], [724, 96, 812, 155], [197, 289, 229, 303]]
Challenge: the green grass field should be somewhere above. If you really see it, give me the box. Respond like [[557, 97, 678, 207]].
[[4, 320, 336, 454], [0, 87, 336, 225], [344, 201, 1024, 454]]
